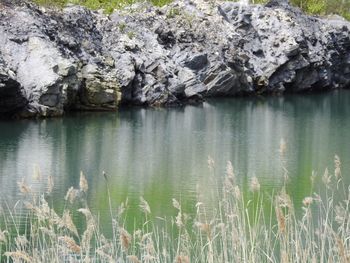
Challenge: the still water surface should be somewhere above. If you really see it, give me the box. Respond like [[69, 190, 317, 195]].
[[1, 90, 350, 230]]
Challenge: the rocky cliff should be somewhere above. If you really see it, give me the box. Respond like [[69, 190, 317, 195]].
[[0, 0, 349, 117]]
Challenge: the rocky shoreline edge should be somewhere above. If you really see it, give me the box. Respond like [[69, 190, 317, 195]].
[[0, 0, 349, 118]]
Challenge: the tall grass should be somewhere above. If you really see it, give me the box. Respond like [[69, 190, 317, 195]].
[[0, 157, 349, 262]]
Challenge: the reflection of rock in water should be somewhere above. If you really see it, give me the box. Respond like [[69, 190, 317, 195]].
[[1, 91, 350, 224]]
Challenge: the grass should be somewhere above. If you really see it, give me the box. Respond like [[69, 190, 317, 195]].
[[32, 0, 172, 12], [0, 156, 349, 262], [31, 0, 350, 20], [253, 0, 350, 19]]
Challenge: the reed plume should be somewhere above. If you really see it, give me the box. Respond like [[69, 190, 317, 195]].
[[47, 175, 54, 194], [58, 236, 81, 254], [79, 171, 89, 193], [139, 197, 151, 214], [119, 228, 132, 250], [250, 176, 260, 192]]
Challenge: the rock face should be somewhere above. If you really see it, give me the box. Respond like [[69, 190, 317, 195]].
[[0, 0, 349, 117], [0, 59, 27, 114]]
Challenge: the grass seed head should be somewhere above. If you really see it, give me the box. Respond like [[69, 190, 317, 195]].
[[279, 138, 287, 155], [207, 156, 215, 170], [302, 197, 313, 207], [61, 210, 78, 237], [47, 175, 54, 194], [172, 198, 181, 210], [65, 187, 79, 204], [18, 178, 31, 194], [32, 164, 41, 181], [226, 161, 235, 180], [127, 255, 141, 263], [0, 229, 7, 243], [120, 228, 132, 250], [59, 236, 81, 254], [140, 197, 151, 214], [4, 251, 33, 263], [175, 254, 190, 263], [250, 176, 260, 192], [79, 171, 89, 193]]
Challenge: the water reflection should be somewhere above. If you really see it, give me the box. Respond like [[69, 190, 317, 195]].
[[0, 90, 350, 229]]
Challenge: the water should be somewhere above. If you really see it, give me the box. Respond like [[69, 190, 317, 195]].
[[1, 90, 350, 231]]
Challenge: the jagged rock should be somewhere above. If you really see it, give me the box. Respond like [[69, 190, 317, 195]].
[[78, 64, 121, 109], [0, 0, 349, 117]]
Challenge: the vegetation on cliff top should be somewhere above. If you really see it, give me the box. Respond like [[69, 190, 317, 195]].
[[33, 0, 350, 20]]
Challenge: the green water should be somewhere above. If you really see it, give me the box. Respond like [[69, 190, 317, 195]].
[[0, 90, 350, 231]]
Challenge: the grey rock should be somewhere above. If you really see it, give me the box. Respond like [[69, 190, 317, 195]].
[[184, 53, 208, 71], [0, 0, 349, 117]]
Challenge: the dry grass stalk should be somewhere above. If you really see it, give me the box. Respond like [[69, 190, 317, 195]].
[[207, 156, 215, 170], [81, 224, 94, 252], [58, 236, 81, 253], [17, 178, 31, 194], [281, 250, 288, 263], [2, 160, 350, 263], [279, 138, 287, 155], [96, 248, 114, 262], [140, 197, 151, 214], [175, 211, 183, 228], [32, 196, 61, 225], [0, 229, 7, 243], [226, 161, 235, 180], [102, 170, 108, 181], [195, 222, 211, 239], [275, 202, 286, 234], [79, 171, 89, 193], [277, 188, 292, 209], [302, 197, 313, 207], [144, 239, 155, 256], [117, 200, 128, 216], [143, 254, 155, 262], [335, 204, 347, 225], [15, 235, 28, 249], [322, 168, 331, 187], [175, 254, 190, 263], [250, 176, 260, 192], [32, 164, 41, 181], [4, 251, 33, 263], [61, 210, 78, 237], [224, 161, 236, 194], [335, 155, 341, 179], [39, 227, 56, 238], [78, 208, 94, 224], [233, 185, 241, 200], [120, 228, 132, 250], [172, 198, 181, 210], [47, 175, 54, 194], [127, 255, 141, 263], [64, 187, 79, 204], [335, 236, 348, 263]]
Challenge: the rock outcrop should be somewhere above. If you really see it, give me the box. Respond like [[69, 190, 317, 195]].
[[0, 0, 349, 117]]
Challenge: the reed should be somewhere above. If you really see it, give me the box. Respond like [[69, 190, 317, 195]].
[[0, 160, 349, 262]]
